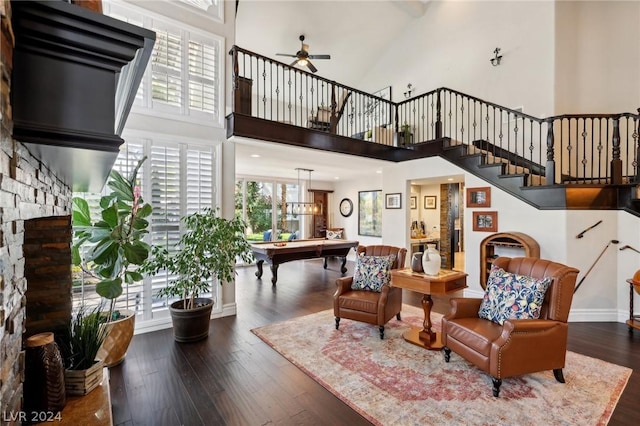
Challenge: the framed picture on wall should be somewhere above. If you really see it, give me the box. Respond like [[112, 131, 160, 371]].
[[473, 211, 498, 232], [467, 187, 491, 208], [424, 195, 437, 209], [410, 196, 417, 209], [385, 193, 401, 209]]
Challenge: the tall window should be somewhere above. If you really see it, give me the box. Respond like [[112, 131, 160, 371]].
[[73, 139, 216, 327], [151, 28, 183, 108], [104, 1, 224, 126], [235, 177, 304, 245]]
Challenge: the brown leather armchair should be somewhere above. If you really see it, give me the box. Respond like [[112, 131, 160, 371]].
[[442, 257, 579, 397], [334, 245, 407, 339]]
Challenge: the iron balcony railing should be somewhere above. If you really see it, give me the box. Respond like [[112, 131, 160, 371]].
[[230, 45, 639, 187]]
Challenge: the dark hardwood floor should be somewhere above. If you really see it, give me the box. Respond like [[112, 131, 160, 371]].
[[109, 259, 640, 425]]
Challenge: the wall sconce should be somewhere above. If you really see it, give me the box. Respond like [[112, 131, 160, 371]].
[[403, 83, 413, 99], [490, 47, 502, 66]]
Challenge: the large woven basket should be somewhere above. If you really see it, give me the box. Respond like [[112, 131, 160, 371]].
[[97, 310, 135, 367]]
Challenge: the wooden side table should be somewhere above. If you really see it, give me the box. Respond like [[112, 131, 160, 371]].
[[627, 278, 640, 332], [391, 268, 467, 350]]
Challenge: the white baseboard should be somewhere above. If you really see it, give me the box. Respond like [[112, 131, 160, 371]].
[[568, 308, 621, 322], [133, 302, 238, 335]]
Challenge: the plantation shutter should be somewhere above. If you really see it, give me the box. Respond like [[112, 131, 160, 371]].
[[186, 147, 214, 214], [188, 39, 217, 115], [148, 145, 183, 315], [151, 26, 183, 108]]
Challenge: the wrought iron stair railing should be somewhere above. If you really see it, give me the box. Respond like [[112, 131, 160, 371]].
[[229, 45, 640, 191]]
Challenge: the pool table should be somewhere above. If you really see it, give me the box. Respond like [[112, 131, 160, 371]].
[[250, 238, 359, 285]]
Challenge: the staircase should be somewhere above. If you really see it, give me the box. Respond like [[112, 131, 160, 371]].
[[228, 46, 640, 216], [439, 138, 640, 217]]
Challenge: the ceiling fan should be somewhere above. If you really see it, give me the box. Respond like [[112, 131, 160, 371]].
[[276, 35, 331, 73]]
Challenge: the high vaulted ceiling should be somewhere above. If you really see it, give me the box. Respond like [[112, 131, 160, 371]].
[[235, 0, 427, 87], [233, 1, 429, 183]]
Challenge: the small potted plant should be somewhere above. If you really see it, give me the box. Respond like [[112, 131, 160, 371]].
[[142, 208, 253, 342], [397, 122, 412, 146], [72, 157, 152, 366], [61, 304, 109, 396]]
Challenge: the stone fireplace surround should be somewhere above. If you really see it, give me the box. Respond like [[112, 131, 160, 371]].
[[1, 1, 72, 420]]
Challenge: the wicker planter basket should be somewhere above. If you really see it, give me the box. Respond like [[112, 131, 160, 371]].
[[97, 310, 135, 367], [64, 360, 104, 396]]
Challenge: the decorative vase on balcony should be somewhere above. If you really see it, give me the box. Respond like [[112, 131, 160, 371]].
[[421, 244, 441, 276]]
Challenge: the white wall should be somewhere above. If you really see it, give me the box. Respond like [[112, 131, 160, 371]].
[[329, 154, 640, 321], [555, 1, 640, 113], [359, 0, 556, 118], [331, 174, 384, 259], [347, 0, 640, 323]]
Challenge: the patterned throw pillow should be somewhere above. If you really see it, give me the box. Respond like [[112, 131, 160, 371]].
[[326, 229, 343, 239], [478, 265, 553, 325], [351, 254, 396, 292]]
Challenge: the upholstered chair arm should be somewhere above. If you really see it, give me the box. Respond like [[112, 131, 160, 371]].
[[444, 297, 483, 320], [334, 277, 353, 298], [376, 283, 391, 315], [489, 319, 568, 378]]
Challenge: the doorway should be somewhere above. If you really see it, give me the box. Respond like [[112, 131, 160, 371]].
[[409, 179, 464, 271]]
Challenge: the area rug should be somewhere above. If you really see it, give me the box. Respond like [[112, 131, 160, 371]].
[[252, 305, 631, 426]]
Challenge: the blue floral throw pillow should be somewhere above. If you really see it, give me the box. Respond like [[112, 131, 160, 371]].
[[351, 254, 396, 292], [478, 265, 553, 325]]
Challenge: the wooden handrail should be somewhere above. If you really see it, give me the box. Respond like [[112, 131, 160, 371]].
[[229, 45, 640, 187]]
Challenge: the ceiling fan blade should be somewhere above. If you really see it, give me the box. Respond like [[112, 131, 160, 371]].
[[290, 60, 298, 67], [306, 60, 318, 73], [276, 53, 297, 58], [308, 54, 331, 60]]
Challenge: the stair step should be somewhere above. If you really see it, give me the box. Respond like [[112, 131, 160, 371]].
[[440, 139, 633, 212], [498, 173, 529, 189]]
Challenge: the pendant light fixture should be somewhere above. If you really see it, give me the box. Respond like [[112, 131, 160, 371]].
[[286, 168, 323, 216]]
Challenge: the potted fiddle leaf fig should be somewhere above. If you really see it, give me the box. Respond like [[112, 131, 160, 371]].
[[141, 208, 253, 342], [71, 157, 152, 366]]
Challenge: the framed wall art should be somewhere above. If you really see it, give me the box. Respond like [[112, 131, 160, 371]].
[[358, 190, 382, 237], [385, 193, 401, 209], [369, 86, 392, 126], [473, 211, 498, 232], [467, 187, 491, 208], [424, 195, 437, 209], [410, 196, 417, 209]]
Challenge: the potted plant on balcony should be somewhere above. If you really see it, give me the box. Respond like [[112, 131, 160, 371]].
[[397, 122, 412, 146], [141, 208, 253, 342], [72, 157, 152, 366]]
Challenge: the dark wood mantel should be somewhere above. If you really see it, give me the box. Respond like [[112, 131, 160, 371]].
[[11, 0, 155, 191]]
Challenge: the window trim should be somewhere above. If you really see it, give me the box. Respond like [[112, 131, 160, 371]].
[[104, 0, 225, 128]]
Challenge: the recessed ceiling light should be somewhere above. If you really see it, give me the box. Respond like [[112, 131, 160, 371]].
[[376, 170, 382, 174], [447, 178, 454, 181], [334, 176, 340, 180], [250, 154, 260, 158]]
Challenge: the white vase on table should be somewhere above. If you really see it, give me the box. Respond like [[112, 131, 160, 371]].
[[422, 244, 441, 276]]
